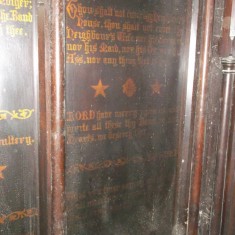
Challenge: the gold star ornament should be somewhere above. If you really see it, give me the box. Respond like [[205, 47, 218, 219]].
[[91, 80, 109, 98], [0, 166, 7, 180]]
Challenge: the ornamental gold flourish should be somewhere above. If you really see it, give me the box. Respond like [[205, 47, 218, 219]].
[[0, 109, 34, 121], [0, 208, 38, 224], [67, 150, 178, 174]]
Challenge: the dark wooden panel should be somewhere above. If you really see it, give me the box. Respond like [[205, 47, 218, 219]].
[[65, 0, 190, 234], [0, 1, 39, 234]]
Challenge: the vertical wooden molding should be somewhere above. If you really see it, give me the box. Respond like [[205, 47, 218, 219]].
[[187, 0, 215, 234], [38, 1, 50, 234], [211, 0, 235, 233], [50, 0, 65, 234], [221, 86, 235, 235], [211, 56, 235, 235], [173, 0, 199, 234]]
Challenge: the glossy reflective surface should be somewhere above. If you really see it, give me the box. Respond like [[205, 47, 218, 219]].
[[65, 0, 188, 234], [0, 1, 39, 234]]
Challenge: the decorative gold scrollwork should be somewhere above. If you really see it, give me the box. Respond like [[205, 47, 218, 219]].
[[67, 150, 178, 174], [0, 109, 34, 121], [0, 208, 38, 224]]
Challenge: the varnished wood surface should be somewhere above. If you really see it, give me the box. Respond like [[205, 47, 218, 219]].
[[187, 0, 216, 234], [50, 0, 66, 234], [211, 59, 235, 235]]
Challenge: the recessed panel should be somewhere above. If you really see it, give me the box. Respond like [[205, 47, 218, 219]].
[[65, 0, 188, 234], [0, 1, 39, 234]]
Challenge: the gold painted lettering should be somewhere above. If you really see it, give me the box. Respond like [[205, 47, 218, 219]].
[[10, 10, 32, 22]]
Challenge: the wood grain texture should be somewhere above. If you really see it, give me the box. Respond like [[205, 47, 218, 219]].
[[187, 0, 216, 234], [50, 0, 65, 234]]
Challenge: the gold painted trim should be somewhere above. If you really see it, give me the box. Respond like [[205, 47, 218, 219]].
[[67, 150, 177, 174], [0, 208, 38, 224], [0, 109, 34, 121]]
